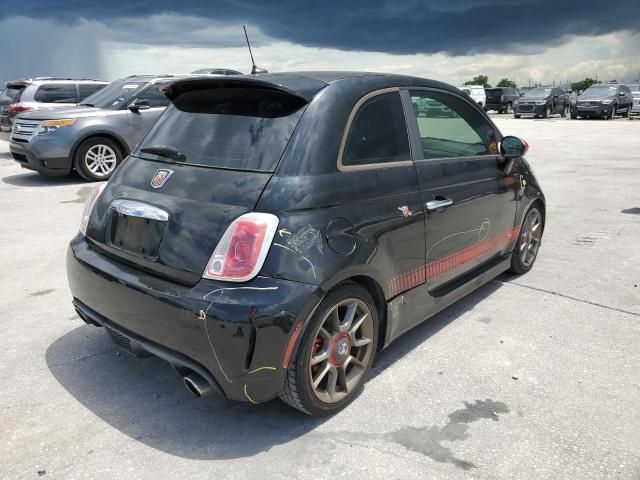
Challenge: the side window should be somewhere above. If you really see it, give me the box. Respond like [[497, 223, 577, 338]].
[[34, 84, 77, 103], [78, 83, 106, 101], [134, 85, 170, 108], [410, 91, 494, 160], [342, 92, 410, 167]]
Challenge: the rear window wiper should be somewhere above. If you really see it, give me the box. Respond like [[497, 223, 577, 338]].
[[79, 103, 94, 107], [140, 145, 186, 162]]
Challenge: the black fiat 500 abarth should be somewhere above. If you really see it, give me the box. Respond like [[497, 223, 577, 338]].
[[67, 72, 545, 415]]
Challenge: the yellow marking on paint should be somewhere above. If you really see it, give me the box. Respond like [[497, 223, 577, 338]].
[[244, 384, 258, 404], [248, 366, 277, 374]]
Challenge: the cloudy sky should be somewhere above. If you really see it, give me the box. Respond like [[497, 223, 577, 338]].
[[1, 1, 639, 87]]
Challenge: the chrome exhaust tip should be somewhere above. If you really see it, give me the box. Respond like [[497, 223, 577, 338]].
[[183, 372, 214, 398]]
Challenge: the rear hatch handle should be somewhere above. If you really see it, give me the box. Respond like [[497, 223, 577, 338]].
[[110, 199, 169, 222]]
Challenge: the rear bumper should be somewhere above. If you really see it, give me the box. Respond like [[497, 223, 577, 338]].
[[9, 136, 73, 176], [66, 234, 319, 403]]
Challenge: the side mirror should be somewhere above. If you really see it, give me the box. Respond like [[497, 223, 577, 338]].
[[500, 136, 528, 160], [553, 95, 559, 99], [129, 100, 150, 112]]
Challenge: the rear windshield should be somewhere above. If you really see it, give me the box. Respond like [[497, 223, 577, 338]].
[[134, 88, 307, 172], [3, 86, 24, 102]]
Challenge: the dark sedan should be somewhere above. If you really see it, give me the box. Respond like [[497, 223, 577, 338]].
[[66, 72, 545, 415]]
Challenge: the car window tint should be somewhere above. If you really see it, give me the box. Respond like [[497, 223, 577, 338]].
[[135, 85, 170, 108], [343, 92, 410, 166], [410, 91, 493, 160], [78, 84, 105, 101], [34, 84, 77, 103]]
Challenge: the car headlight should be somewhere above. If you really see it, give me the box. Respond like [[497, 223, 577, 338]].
[[36, 118, 76, 135], [601, 99, 612, 104]]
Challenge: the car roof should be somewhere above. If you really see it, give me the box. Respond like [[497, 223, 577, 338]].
[[6, 77, 107, 86], [162, 71, 463, 102]]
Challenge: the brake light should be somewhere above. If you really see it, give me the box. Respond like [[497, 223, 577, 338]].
[[203, 212, 279, 282], [80, 182, 107, 235], [8, 103, 32, 114]]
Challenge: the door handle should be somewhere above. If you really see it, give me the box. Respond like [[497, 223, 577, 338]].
[[426, 198, 453, 212]]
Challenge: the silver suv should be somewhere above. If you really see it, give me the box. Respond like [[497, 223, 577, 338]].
[[9, 75, 175, 181], [0, 77, 108, 131]]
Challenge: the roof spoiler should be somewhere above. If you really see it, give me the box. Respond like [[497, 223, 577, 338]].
[[161, 77, 314, 103]]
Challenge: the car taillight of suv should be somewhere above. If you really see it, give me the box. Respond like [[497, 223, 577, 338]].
[[8, 103, 32, 114]]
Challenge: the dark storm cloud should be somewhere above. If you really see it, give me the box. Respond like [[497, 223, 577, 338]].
[[3, 0, 640, 55]]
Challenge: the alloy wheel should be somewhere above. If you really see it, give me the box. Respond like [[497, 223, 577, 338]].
[[309, 298, 374, 404], [519, 208, 542, 268], [85, 144, 117, 178]]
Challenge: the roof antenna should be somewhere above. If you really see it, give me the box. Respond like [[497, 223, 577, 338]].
[[243, 25, 268, 75]]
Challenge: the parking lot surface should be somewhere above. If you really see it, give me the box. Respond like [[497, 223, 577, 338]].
[[1, 116, 639, 479]]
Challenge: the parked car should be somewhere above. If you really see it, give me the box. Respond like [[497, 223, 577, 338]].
[[457, 85, 487, 108], [191, 68, 243, 75], [514, 87, 568, 118], [571, 83, 633, 120], [628, 83, 640, 117], [0, 77, 108, 131], [9, 75, 177, 180], [67, 72, 545, 415], [484, 87, 520, 113]]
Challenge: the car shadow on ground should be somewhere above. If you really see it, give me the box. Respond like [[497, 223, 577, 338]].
[[46, 279, 503, 460], [2, 171, 87, 187]]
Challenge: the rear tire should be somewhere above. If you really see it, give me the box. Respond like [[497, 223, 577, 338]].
[[514, 114, 521, 119], [74, 136, 123, 182], [280, 282, 378, 415], [510, 205, 544, 274]]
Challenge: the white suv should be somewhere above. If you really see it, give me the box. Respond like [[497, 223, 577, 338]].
[[0, 77, 108, 131], [457, 85, 487, 108]]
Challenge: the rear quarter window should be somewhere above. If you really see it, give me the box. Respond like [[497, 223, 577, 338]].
[[135, 87, 307, 172], [34, 84, 77, 103], [342, 91, 410, 167]]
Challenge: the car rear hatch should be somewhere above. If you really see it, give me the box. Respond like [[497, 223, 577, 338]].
[[85, 76, 321, 285], [0, 82, 26, 115]]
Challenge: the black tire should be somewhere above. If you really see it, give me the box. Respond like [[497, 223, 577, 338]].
[[514, 114, 521, 119], [570, 111, 577, 119], [506, 102, 513, 114], [280, 282, 378, 415], [542, 106, 550, 118], [510, 204, 544, 274], [561, 105, 567, 118], [74, 136, 123, 182], [607, 105, 616, 120], [621, 104, 629, 118]]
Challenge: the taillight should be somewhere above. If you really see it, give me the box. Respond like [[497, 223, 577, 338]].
[[80, 182, 107, 235], [203, 212, 279, 282], [8, 103, 32, 114]]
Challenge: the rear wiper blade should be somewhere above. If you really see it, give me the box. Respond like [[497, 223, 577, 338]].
[[78, 103, 94, 107], [140, 145, 186, 162]]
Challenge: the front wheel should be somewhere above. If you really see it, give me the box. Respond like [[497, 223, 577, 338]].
[[74, 136, 123, 181], [514, 114, 521, 119], [510, 205, 544, 274], [506, 102, 513, 114], [607, 105, 616, 120], [542, 106, 551, 118], [280, 282, 378, 415]]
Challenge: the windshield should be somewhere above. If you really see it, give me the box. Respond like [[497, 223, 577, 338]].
[[134, 87, 307, 172], [79, 79, 147, 109], [583, 85, 617, 96], [523, 88, 552, 98]]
